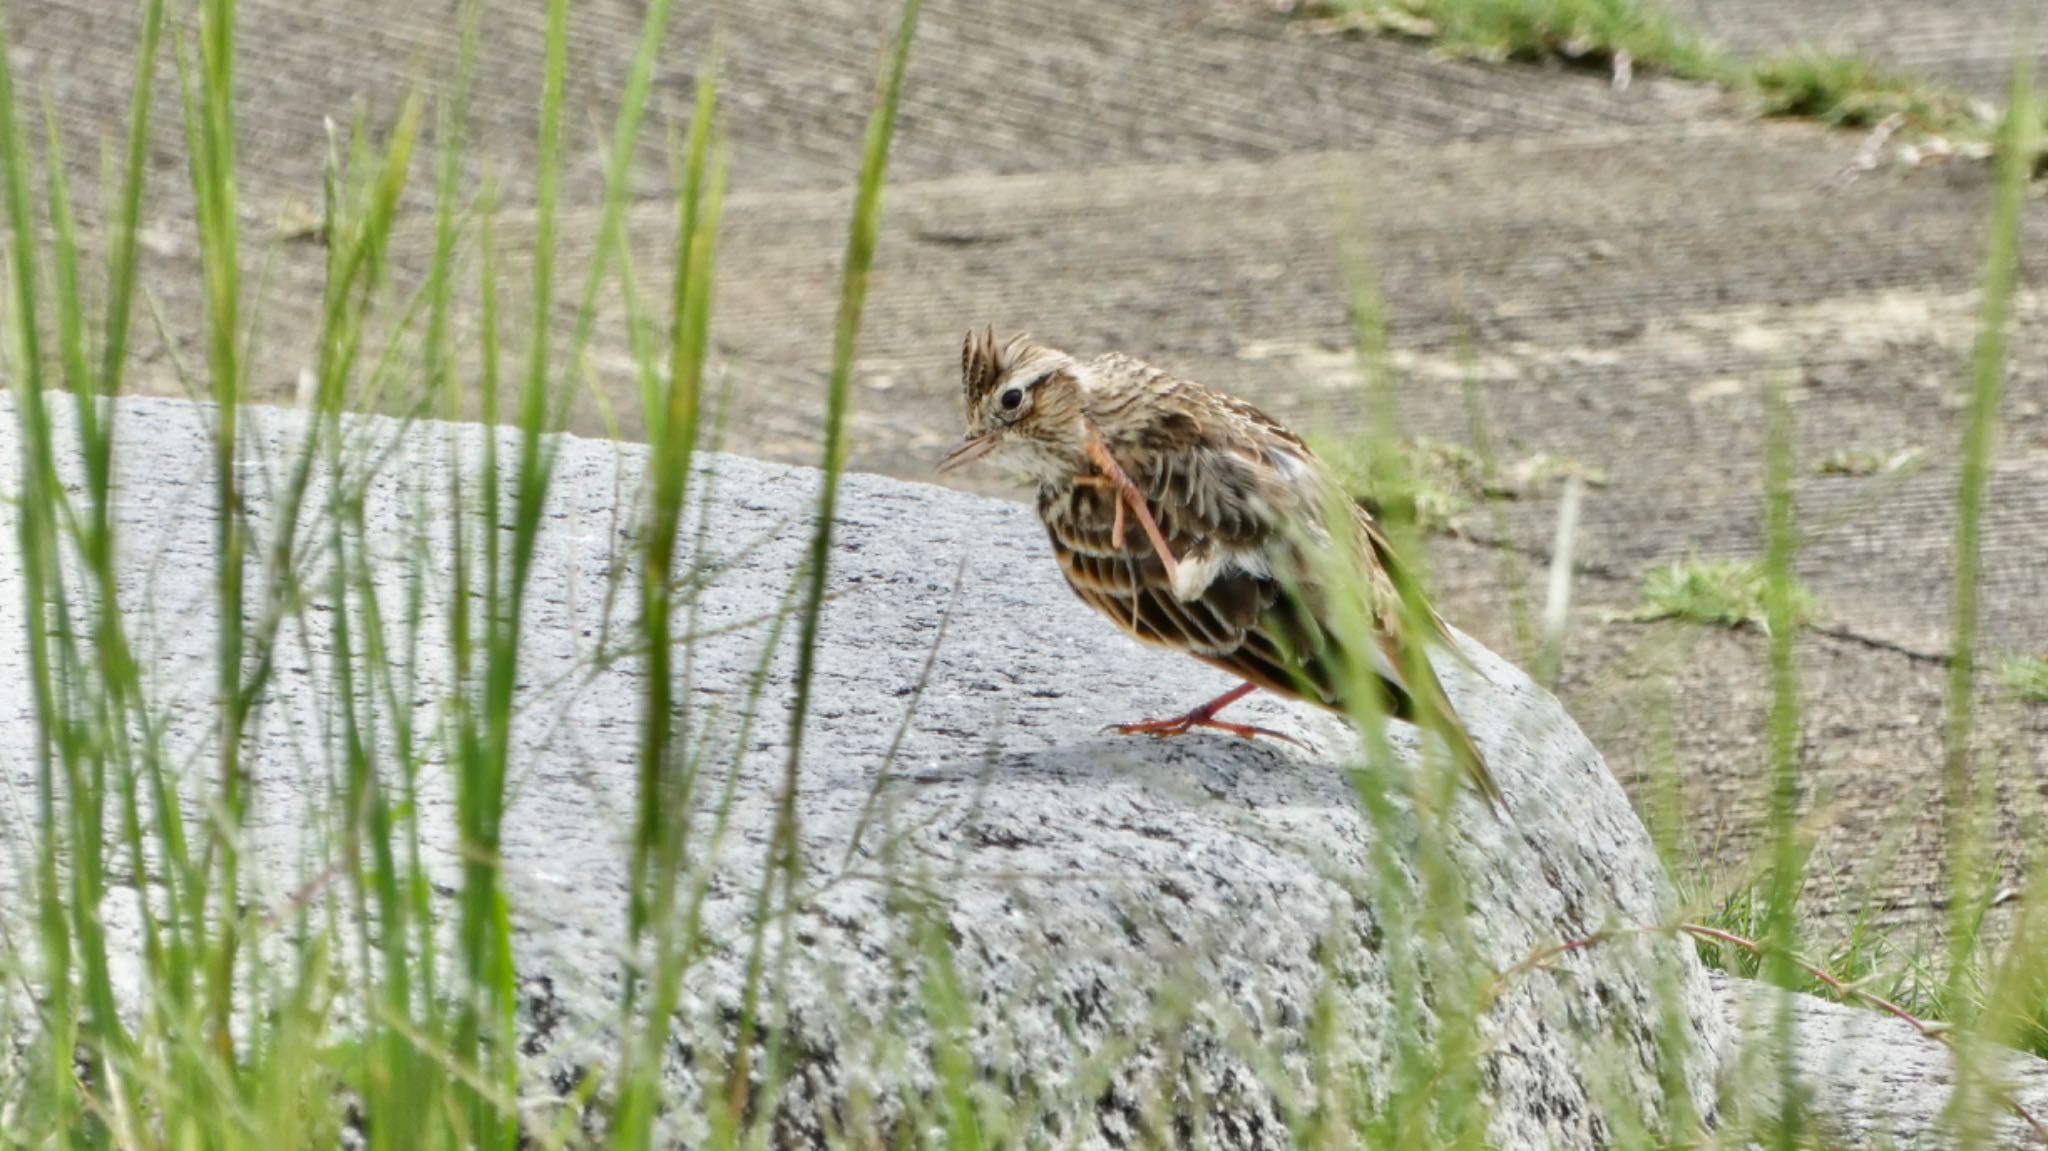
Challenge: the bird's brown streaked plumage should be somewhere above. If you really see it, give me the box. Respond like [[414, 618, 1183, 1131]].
[[940, 328, 1504, 811]]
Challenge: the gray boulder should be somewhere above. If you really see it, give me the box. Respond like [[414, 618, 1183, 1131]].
[[1716, 973, 2048, 1148], [3, 396, 1737, 1146]]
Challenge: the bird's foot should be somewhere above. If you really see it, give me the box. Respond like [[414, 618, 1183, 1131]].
[[1105, 711, 1306, 748]]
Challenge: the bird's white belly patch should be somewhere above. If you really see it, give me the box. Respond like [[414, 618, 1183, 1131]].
[[1167, 544, 1269, 602]]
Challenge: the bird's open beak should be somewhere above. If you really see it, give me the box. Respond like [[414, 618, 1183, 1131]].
[[937, 432, 998, 473]]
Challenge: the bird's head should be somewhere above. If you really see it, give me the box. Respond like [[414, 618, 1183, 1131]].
[[937, 327, 1090, 482]]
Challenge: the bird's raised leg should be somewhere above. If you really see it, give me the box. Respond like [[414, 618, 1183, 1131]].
[[1083, 431, 1178, 584], [1070, 472, 1130, 547], [1071, 471, 1144, 630], [1107, 682, 1304, 747]]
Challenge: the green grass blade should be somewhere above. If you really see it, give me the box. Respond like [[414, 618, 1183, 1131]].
[[177, 0, 253, 1072], [1940, 47, 2034, 1151], [614, 59, 725, 1151], [0, 0, 84, 1133], [456, 0, 572, 1134], [1760, 379, 1812, 1147], [731, 0, 922, 1131], [99, 0, 165, 403]]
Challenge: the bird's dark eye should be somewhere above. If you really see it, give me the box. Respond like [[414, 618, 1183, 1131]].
[[1000, 388, 1023, 411]]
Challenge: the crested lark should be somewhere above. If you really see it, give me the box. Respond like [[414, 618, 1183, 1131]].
[[939, 328, 1504, 810]]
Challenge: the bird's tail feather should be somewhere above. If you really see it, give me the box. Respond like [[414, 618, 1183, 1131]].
[[1376, 633, 1507, 815], [1438, 696, 1506, 814]]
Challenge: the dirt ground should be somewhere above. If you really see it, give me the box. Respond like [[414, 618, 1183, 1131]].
[[6, 0, 2045, 942]]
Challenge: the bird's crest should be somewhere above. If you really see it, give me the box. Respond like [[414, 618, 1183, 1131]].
[[960, 326, 1043, 408]]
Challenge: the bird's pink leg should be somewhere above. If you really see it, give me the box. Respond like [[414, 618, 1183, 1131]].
[[1108, 682, 1305, 747], [1069, 473, 1129, 546], [1083, 432, 1178, 582]]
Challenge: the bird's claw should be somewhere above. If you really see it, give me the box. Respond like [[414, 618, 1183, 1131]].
[[1104, 714, 1307, 749]]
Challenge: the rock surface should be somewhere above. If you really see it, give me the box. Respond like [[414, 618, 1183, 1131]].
[[1716, 973, 2048, 1147], [11, 395, 2033, 1147]]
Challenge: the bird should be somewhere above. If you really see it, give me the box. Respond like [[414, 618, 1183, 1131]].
[[938, 327, 1504, 811]]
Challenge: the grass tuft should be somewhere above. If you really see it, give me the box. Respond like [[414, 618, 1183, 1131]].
[[1315, 433, 1604, 533], [1290, 0, 2048, 172], [1749, 51, 1979, 129], [1310, 0, 1719, 75], [1687, 865, 1915, 1008], [1315, 434, 1479, 530], [1996, 654, 2048, 703], [1628, 556, 1816, 632]]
